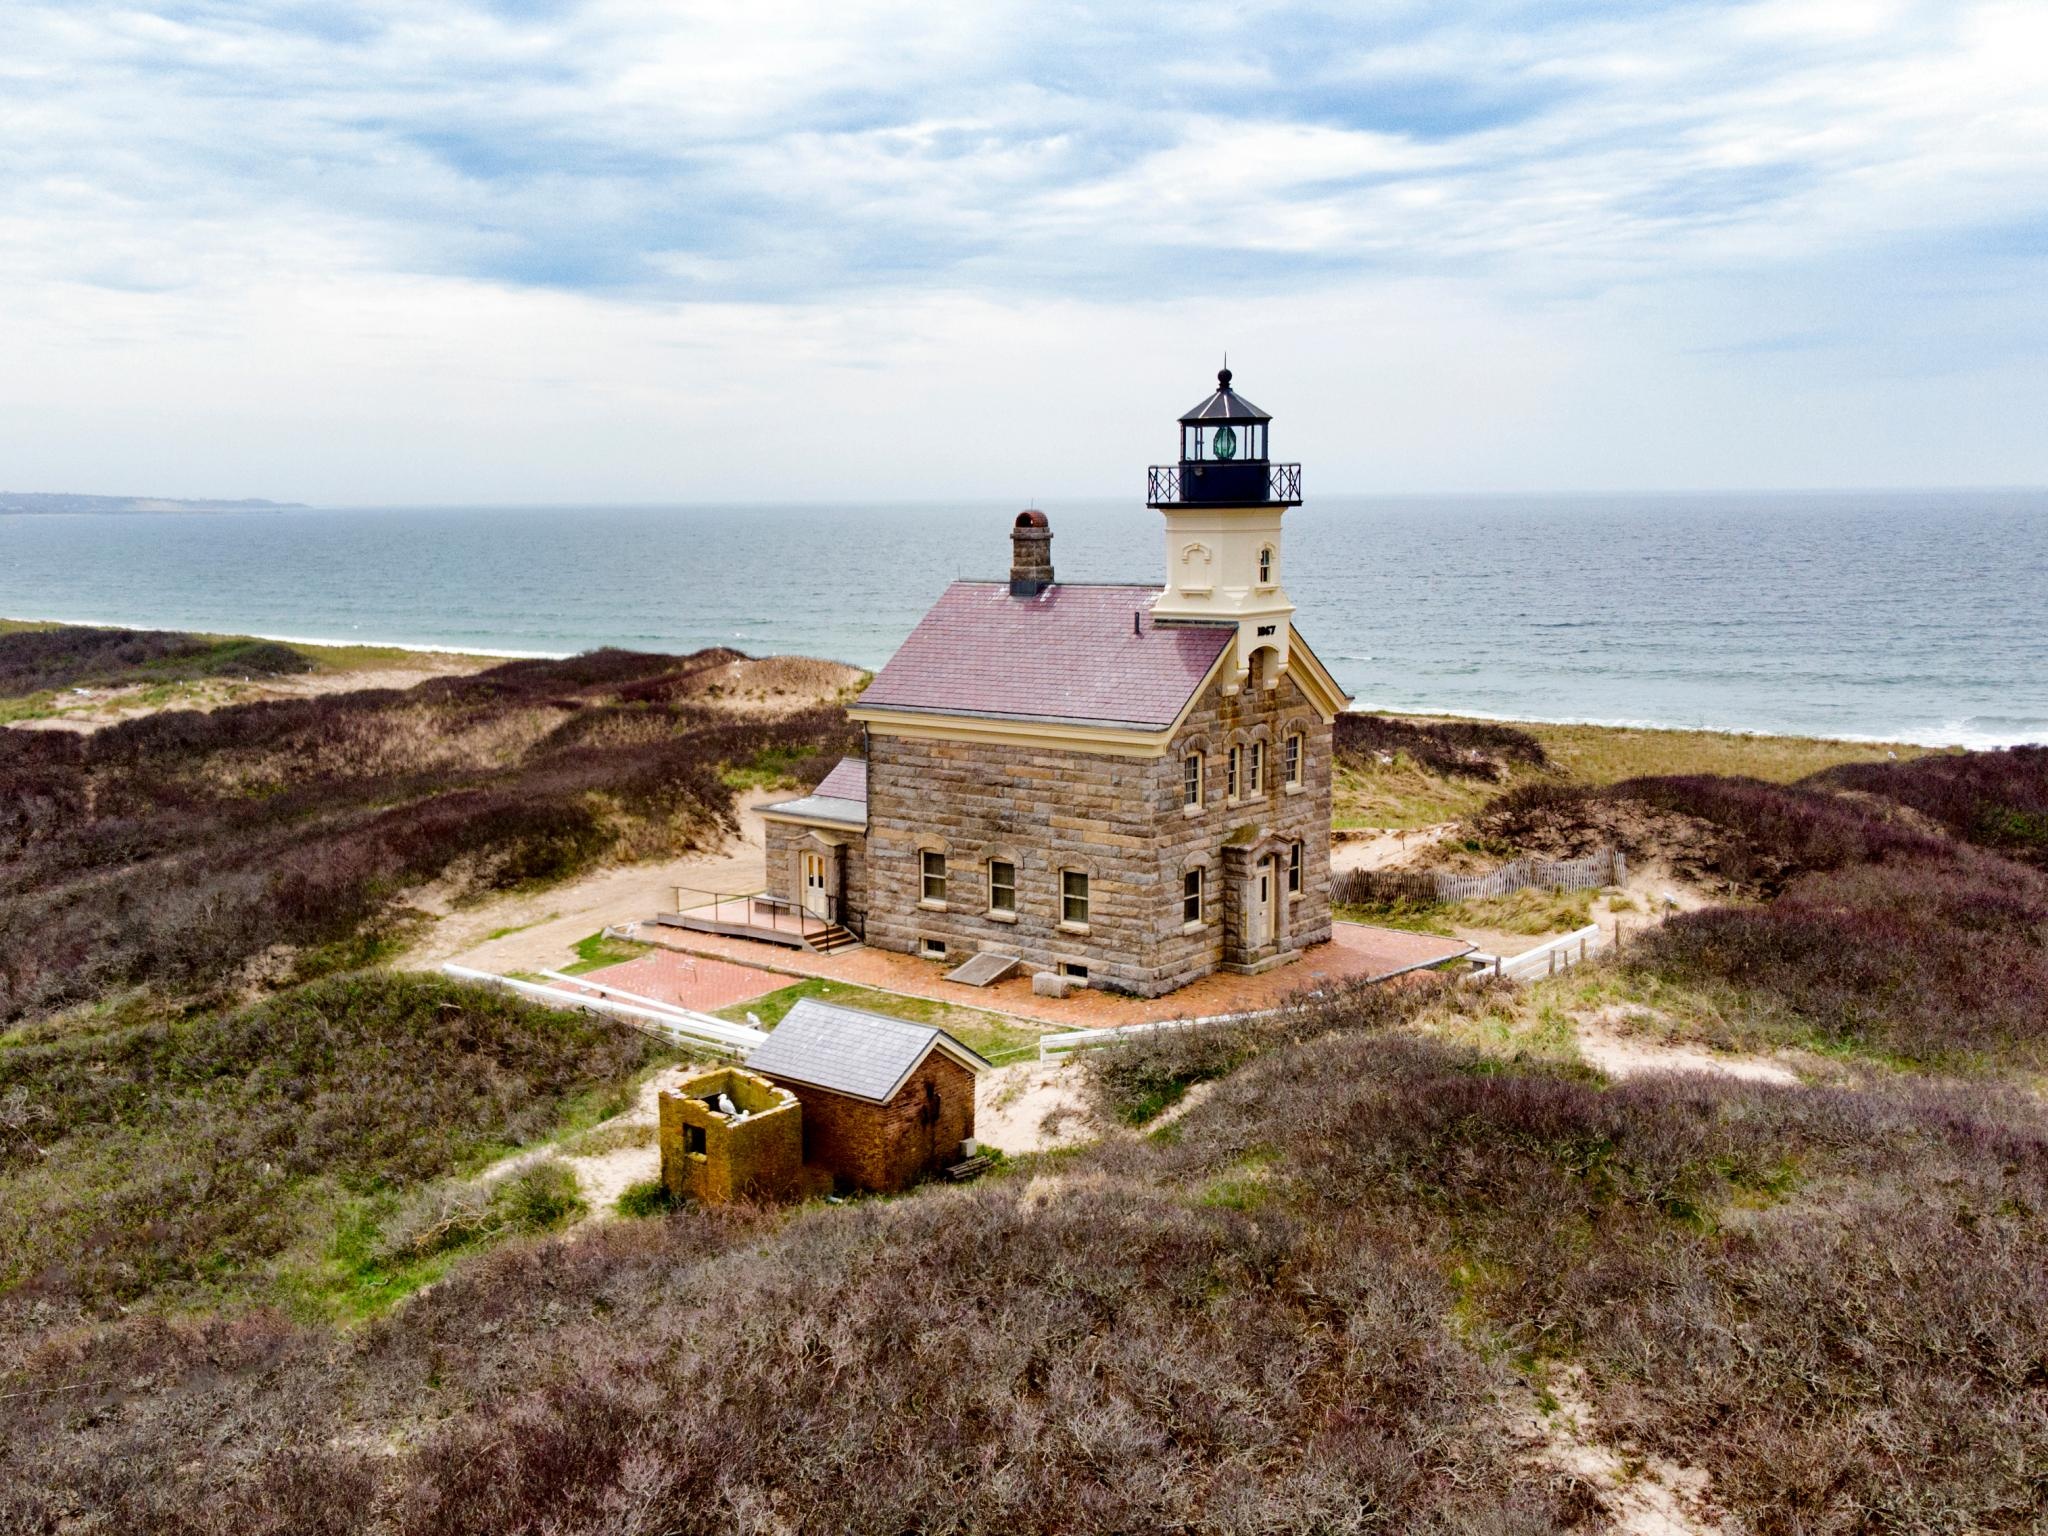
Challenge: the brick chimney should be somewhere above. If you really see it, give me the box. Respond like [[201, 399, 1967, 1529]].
[[1009, 509, 1053, 596]]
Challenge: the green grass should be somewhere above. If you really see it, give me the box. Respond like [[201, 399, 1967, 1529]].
[[484, 915, 557, 942], [615, 1177, 676, 1218], [720, 743, 822, 791], [560, 930, 654, 975], [713, 977, 1045, 1064], [1339, 885, 1602, 939]]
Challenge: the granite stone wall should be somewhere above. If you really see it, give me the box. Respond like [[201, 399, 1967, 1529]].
[[762, 818, 868, 932], [1147, 666, 1333, 989], [858, 658, 1334, 996]]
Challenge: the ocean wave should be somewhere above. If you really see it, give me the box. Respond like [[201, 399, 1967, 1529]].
[[1344, 702, 2048, 749], [3, 614, 568, 661]]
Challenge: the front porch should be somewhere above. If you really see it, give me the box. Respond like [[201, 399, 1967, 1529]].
[[657, 887, 862, 955]]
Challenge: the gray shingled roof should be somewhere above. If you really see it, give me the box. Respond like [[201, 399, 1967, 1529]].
[[744, 998, 990, 1104]]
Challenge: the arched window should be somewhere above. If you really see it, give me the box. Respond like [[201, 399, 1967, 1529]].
[[1257, 545, 1275, 584]]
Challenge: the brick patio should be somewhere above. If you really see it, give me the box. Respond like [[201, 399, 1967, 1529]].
[[612, 918, 1470, 1028], [566, 950, 791, 1014]]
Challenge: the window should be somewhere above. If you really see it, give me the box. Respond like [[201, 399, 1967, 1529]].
[[1227, 745, 1241, 799], [1285, 732, 1303, 787], [1061, 869, 1090, 926], [1249, 740, 1264, 795], [1183, 753, 1202, 807], [684, 1123, 707, 1157], [922, 936, 947, 959], [1059, 961, 1089, 983], [1288, 840, 1303, 895], [1183, 867, 1203, 924], [921, 849, 947, 904], [988, 858, 1016, 915], [1258, 545, 1274, 584]]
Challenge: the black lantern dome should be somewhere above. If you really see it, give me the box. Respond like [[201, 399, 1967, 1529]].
[[1148, 367, 1302, 508]]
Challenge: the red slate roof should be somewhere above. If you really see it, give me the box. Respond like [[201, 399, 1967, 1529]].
[[856, 582, 1234, 730], [813, 757, 867, 802]]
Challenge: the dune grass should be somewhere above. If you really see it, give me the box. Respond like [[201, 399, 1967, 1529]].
[[0, 971, 665, 1332]]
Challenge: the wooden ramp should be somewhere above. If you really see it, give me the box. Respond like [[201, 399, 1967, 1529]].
[[945, 951, 1021, 988]]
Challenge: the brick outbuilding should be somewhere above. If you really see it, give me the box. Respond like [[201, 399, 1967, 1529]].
[[743, 998, 990, 1194]]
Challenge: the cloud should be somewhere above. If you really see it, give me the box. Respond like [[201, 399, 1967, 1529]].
[[0, 0, 2042, 498]]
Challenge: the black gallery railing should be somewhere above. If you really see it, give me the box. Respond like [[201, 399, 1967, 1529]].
[[1146, 462, 1303, 506]]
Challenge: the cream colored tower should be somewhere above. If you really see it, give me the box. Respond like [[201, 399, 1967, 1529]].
[[1147, 368, 1303, 693]]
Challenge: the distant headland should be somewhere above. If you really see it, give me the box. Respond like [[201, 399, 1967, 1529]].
[[0, 491, 302, 514]]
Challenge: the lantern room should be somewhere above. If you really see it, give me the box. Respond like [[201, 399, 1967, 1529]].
[[1149, 367, 1302, 508]]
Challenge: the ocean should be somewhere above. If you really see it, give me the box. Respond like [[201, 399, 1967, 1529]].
[[3, 491, 2043, 746]]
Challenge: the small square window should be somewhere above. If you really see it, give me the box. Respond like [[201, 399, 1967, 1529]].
[[922, 936, 947, 959], [1059, 961, 1089, 982], [921, 849, 947, 903], [1182, 867, 1203, 925], [1061, 870, 1090, 925], [1285, 733, 1302, 786], [1288, 840, 1303, 895], [988, 858, 1016, 915], [1183, 753, 1202, 807]]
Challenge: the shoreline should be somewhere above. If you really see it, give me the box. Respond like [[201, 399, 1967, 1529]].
[[3, 613, 2034, 750]]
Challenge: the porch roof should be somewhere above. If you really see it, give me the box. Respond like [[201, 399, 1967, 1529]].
[[759, 757, 868, 829]]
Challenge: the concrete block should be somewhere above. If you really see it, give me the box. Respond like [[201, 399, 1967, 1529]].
[[1031, 971, 1070, 999]]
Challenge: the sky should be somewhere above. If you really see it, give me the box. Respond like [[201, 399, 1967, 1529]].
[[1, 0, 2045, 505]]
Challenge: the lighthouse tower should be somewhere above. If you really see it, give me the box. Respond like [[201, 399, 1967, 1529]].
[[1146, 367, 1304, 693]]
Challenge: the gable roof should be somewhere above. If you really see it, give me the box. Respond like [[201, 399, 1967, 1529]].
[[853, 582, 1234, 731], [743, 998, 990, 1104], [758, 756, 868, 828]]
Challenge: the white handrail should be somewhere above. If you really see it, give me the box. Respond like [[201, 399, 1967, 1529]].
[[1491, 923, 1604, 981], [536, 969, 706, 1022]]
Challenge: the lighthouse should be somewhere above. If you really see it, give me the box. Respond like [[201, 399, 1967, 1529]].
[[1146, 366, 1304, 693]]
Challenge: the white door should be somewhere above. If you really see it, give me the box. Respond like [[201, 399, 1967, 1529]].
[[800, 852, 830, 919], [1252, 864, 1274, 945]]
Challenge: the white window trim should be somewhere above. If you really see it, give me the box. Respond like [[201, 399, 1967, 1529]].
[[986, 857, 1018, 921], [1059, 869, 1091, 930]]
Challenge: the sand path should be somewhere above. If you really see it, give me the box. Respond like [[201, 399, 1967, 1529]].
[[408, 789, 780, 975], [974, 1058, 1100, 1154]]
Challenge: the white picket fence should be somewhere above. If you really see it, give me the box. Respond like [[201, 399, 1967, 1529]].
[[1038, 1008, 1267, 1062], [1468, 923, 1607, 981], [439, 963, 766, 1054]]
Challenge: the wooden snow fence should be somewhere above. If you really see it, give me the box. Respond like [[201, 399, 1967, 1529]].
[[1334, 847, 1625, 907]]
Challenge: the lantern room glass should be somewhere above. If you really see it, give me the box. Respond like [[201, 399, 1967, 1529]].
[[1181, 422, 1267, 462]]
